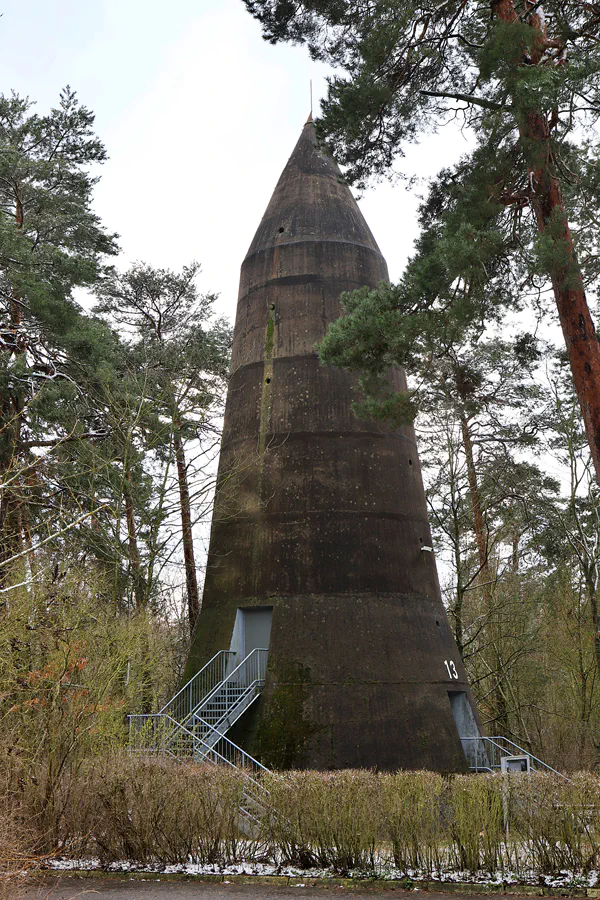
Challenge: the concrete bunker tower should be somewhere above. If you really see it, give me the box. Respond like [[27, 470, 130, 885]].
[[186, 119, 482, 771]]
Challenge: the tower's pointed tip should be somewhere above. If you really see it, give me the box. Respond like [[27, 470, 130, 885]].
[[245, 105, 384, 260]]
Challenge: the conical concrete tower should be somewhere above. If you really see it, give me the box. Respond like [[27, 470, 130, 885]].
[[186, 119, 482, 771]]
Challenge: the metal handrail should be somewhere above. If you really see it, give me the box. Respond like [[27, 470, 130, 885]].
[[159, 649, 237, 722], [129, 711, 269, 773], [127, 646, 274, 833], [461, 735, 566, 778], [193, 715, 271, 777], [127, 710, 271, 823], [128, 712, 198, 756], [199, 683, 259, 736], [192, 718, 273, 826], [129, 649, 269, 758], [192, 648, 268, 723]]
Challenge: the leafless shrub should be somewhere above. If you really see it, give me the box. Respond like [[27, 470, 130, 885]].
[[5, 755, 600, 878], [381, 770, 445, 875], [508, 773, 600, 874], [72, 754, 246, 865], [0, 743, 43, 896], [448, 774, 505, 874], [261, 770, 382, 873]]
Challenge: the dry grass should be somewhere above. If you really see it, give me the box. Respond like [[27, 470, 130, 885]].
[[3, 757, 600, 877]]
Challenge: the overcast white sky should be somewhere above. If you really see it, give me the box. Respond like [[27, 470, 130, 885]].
[[0, 0, 472, 322]]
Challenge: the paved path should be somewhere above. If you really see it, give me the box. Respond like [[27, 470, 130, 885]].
[[14, 876, 547, 900]]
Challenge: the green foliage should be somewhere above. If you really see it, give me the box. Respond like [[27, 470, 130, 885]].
[[0, 88, 125, 588], [0, 95, 231, 614], [352, 384, 417, 428], [246, 0, 600, 489], [93, 262, 231, 621], [0, 88, 117, 298], [94, 261, 231, 437], [0, 87, 118, 363], [245, 0, 600, 187]]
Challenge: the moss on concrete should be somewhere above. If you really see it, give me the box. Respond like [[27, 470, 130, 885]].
[[264, 309, 275, 357], [255, 658, 320, 769]]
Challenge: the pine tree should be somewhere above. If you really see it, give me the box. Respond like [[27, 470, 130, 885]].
[[94, 262, 231, 627], [0, 88, 118, 585], [245, 0, 600, 482]]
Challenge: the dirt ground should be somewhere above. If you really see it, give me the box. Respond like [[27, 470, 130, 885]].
[[10, 876, 558, 900]]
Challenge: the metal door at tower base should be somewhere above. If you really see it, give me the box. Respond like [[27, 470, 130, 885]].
[[230, 607, 273, 660]]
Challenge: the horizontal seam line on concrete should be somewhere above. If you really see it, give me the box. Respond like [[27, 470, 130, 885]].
[[243, 237, 386, 262], [221, 430, 416, 447], [210, 509, 426, 523], [228, 354, 405, 378], [241, 278, 378, 298]]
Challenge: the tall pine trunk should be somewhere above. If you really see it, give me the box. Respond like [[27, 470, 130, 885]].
[[581, 565, 600, 689], [495, 0, 600, 485], [460, 411, 509, 734], [0, 195, 27, 587], [173, 417, 200, 628], [0, 379, 24, 589], [123, 466, 146, 610]]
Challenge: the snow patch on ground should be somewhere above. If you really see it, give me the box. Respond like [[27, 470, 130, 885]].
[[40, 857, 600, 888]]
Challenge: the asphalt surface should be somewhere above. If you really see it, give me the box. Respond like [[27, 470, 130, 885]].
[[11, 876, 550, 900]]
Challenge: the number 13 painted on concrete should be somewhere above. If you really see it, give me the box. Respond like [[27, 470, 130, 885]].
[[444, 659, 459, 679]]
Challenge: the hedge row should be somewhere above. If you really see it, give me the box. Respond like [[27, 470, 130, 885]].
[[8, 755, 600, 876]]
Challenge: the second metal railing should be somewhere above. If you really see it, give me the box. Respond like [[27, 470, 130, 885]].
[[159, 649, 237, 724], [461, 735, 565, 777]]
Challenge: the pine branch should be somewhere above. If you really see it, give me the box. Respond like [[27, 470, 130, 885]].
[[420, 90, 507, 111]]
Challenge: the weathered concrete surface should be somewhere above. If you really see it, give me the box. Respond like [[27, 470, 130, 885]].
[[187, 119, 481, 771]]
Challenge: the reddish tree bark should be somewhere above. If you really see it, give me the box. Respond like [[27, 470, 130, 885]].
[[494, 0, 600, 485]]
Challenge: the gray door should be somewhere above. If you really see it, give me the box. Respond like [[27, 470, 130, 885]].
[[243, 607, 272, 657]]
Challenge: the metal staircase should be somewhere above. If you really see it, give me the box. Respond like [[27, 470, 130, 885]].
[[127, 647, 271, 823], [128, 649, 565, 808], [188, 649, 268, 751], [128, 648, 268, 758]]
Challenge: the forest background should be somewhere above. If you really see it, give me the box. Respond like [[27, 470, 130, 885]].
[[2, 3, 600, 870]]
